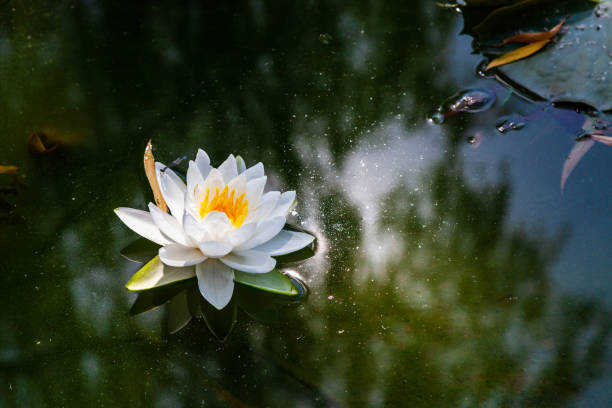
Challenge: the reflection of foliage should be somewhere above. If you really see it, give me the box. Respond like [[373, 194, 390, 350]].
[[258, 155, 611, 407], [0, 1, 610, 407]]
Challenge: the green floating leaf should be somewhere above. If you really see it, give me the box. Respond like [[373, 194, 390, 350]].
[[275, 245, 315, 265], [129, 283, 186, 316], [120, 238, 160, 263], [234, 269, 298, 296], [466, 0, 612, 110], [125, 256, 196, 291]]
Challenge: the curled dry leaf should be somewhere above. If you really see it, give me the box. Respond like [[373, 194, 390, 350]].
[[144, 140, 169, 212], [0, 165, 18, 175], [494, 16, 567, 47], [590, 134, 612, 147], [486, 39, 550, 71], [561, 138, 594, 191]]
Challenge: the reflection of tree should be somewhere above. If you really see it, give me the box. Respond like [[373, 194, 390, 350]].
[[259, 153, 611, 407]]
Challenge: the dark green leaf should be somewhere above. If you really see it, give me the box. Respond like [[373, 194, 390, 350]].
[[120, 238, 160, 263], [234, 269, 298, 296]]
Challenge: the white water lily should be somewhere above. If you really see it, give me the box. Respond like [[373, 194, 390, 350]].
[[115, 149, 314, 309]]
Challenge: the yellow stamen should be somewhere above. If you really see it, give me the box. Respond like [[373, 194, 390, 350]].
[[198, 185, 248, 227]]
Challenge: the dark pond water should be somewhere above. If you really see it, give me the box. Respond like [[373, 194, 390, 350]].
[[1, 1, 612, 407]]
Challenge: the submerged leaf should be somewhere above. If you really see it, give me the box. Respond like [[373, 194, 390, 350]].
[[120, 238, 160, 263], [234, 269, 298, 296], [129, 283, 185, 316], [561, 138, 595, 191], [125, 255, 196, 291], [200, 294, 238, 342], [167, 290, 192, 334], [144, 140, 168, 212], [486, 39, 550, 70], [494, 16, 566, 46], [27, 131, 60, 154], [0, 165, 18, 175]]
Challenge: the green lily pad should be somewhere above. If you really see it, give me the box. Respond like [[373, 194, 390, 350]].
[[233, 269, 298, 296], [120, 238, 160, 263], [125, 256, 196, 291], [129, 282, 187, 316], [274, 245, 315, 265], [469, 0, 612, 111]]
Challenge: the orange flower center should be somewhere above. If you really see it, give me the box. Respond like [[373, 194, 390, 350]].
[[199, 185, 248, 227]]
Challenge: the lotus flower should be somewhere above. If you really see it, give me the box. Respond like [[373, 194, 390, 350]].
[[115, 149, 314, 309]]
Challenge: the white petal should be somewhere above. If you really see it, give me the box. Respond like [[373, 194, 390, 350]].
[[269, 191, 296, 218], [184, 193, 201, 221], [220, 250, 276, 273], [245, 191, 280, 223], [196, 260, 235, 310], [198, 241, 232, 258], [183, 213, 207, 242], [148, 203, 190, 246], [235, 216, 286, 251], [246, 176, 267, 206], [195, 149, 212, 179], [242, 162, 264, 180], [203, 168, 225, 193], [159, 244, 206, 267], [222, 222, 257, 247], [252, 230, 314, 256], [217, 154, 238, 183], [155, 162, 186, 224], [114, 207, 172, 245], [187, 160, 206, 198], [227, 173, 247, 196], [201, 211, 233, 240]]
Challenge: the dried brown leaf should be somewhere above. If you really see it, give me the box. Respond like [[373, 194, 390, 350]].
[[144, 140, 168, 212], [561, 138, 594, 191], [485, 39, 550, 71], [0, 165, 18, 175], [27, 131, 59, 154], [590, 134, 612, 147], [494, 16, 567, 47]]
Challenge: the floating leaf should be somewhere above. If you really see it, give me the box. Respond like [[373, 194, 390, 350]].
[[167, 290, 193, 334], [120, 238, 160, 263], [486, 39, 550, 71], [0, 165, 18, 175], [125, 255, 196, 291], [275, 245, 315, 265], [561, 138, 595, 191], [144, 140, 168, 212], [121, 238, 159, 263], [494, 16, 566, 46], [129, 283, 186, 316], [462, 2, 612, 110], [234, 269, 298, 296]]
